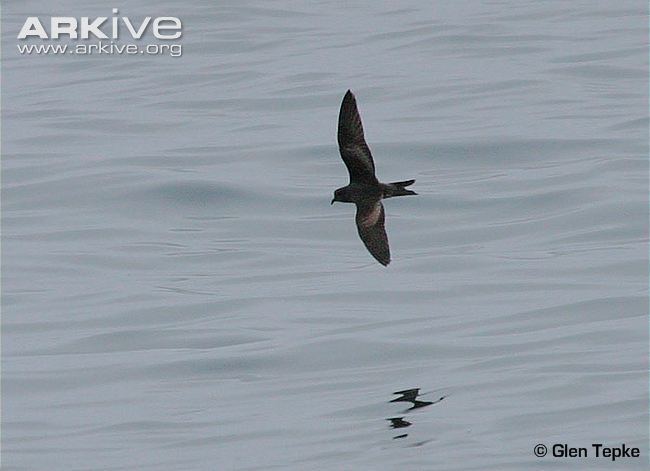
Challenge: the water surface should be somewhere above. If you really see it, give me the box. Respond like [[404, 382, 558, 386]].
[[2, 1, 648, 469]]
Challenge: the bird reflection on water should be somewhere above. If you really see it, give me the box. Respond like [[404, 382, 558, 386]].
[[386, 417, 412, 440], [387, 388, 445, 439]]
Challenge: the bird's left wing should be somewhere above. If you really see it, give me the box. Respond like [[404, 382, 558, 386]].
[[355, 199, 390, 266]]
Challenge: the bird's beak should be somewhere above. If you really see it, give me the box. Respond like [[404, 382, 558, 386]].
[[331, 198, 335, 205]]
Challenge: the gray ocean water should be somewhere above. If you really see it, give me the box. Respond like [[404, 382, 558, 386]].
[[2, 1, 648, 469]]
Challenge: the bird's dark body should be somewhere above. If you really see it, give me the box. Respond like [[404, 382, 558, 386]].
[[331, 90, 416, 266], [333, 181, 416, 203]]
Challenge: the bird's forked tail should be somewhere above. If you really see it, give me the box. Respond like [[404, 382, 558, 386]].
[[383, 179, 417, 197]]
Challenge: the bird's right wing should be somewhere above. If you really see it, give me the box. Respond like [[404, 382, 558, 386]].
[[355, 199, 390, 266], [338, 90, 378, 185]]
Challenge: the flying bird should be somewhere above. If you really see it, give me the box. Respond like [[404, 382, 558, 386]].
[[331, 90, 416, 266]]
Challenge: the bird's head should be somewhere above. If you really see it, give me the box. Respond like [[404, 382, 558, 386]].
[[331, 188, 345, 205]]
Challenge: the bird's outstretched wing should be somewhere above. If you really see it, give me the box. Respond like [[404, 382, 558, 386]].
[[391, 389, 421, 401], [338, 90, 378, 185], [355, 199, 390, 266]]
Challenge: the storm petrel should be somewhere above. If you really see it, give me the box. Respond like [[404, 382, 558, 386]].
[[331, 90, 416, 266]]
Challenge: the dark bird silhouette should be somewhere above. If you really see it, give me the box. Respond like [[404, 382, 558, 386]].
[[390, 388, 424, 403], [331, 90, 416, 266], [387, 417, 412, 439], [387, 417, 412, 429], [390, 388, 445, 411]]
